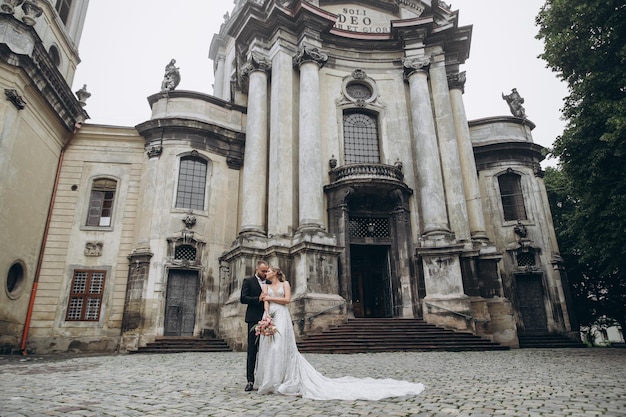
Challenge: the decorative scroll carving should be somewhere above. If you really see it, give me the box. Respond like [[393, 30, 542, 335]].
[[161, 59, 181, 92], [241, 51, 272, 78], [502, 88, 526, 118], [293, 45, 328, 68], [85, 241, 103, 257], [5, 89, 26, 109], [447, 71, 466, 93], [402, 56, 431, 78]]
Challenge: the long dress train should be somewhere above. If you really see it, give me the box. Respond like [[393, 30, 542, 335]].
[[254, 284, 425, 400]]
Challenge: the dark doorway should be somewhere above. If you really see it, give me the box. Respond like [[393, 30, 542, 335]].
[[164, 270, 199, 336], [515, 274, 548, 332], [350, 245, 392, 318]]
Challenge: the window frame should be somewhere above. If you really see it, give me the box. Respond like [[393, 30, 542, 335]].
[[65, 269, 106, 322], [55, 0, 72, 24], [85, 178, 118, 228], [342, 109, 381, 164], [174, 154, 209, 212], [498, 171, 528, 222]]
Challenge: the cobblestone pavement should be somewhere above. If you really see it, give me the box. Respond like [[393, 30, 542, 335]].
[[1, 349, 625, 417]]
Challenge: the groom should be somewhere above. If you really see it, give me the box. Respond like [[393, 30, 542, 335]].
[[240, 260, 269, 391]]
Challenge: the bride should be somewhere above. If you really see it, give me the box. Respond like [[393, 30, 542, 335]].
[[253, 266, 425, 400]]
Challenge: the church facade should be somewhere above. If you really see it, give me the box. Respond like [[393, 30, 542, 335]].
[[1, 0, 577, 354]]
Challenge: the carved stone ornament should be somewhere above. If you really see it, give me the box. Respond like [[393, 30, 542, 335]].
[[146, 145, 162, 158], [293, 45, 328, 68], [352, 68, 367, 80], [183, 213, 197, 229], [402, 56, 431, 78], [21, 0, 42, 26], [0, 0, 23, 14], [5, 88, 26, 109], [241, 51, 272, 78], [85, 241, 103, 257], [447, 71, 466, 93]]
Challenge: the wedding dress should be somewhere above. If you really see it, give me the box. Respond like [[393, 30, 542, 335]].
[[254, 284, 425, 400]]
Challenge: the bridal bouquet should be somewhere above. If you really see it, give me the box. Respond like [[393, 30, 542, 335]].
[[251, 314, 279, 341]]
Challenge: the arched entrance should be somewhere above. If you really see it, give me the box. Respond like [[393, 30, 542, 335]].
[[325, 167, 415, 318]]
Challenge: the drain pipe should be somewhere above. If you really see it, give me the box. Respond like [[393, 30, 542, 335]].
[[20, 119, 84, 355]]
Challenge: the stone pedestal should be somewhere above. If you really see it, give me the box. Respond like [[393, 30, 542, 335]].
[[486, 297, 519, 347]]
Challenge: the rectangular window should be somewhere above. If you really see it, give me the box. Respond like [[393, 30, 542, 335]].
[[87, 179, 117, 227], [66, 270, 106, 321], [55, 0, 72, 24], [499, 173, 527, 221], [175, 157, 207, 210]]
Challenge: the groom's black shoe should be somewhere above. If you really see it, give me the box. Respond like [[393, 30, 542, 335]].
[[245, 382, 254, 392]]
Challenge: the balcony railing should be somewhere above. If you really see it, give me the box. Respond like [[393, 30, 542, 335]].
[[329, 163, 404, 183]]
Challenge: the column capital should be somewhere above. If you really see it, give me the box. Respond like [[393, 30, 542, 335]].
[[447, 71, 467, 93], [293, 45, 328, 69], [241, 51, 272, 78], [403, 56, 431, 79]]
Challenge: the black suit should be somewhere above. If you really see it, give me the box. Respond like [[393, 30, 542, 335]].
[[240, 275, 265, 383]]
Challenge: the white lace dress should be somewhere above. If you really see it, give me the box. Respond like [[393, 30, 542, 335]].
[[254, 284, 426, 400]]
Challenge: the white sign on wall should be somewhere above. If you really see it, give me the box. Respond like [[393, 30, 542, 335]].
[[324, 5, 396, 34]]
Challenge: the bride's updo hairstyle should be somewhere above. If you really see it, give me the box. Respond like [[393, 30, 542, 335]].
[[271, 266, 286, 282]]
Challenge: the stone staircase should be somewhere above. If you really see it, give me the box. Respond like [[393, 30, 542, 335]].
[[129, 336, 231, 354], [296, 318, 508, 353], [518, 332, 587, 349]]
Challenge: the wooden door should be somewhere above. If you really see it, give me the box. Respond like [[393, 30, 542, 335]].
[[164, 270, 198, 336], [515, 274, 548, 332]]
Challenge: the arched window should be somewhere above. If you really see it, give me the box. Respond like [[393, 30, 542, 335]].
[[87, 178, 117, 227], [343, 111, 380, 164], [175, 156, 208, 210], [498, 172, 527, 221]]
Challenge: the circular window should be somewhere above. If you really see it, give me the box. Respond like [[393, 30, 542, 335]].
[[48, 45, 61, 68], [346, 82, 373, 101], [6, 262, 25, 299]]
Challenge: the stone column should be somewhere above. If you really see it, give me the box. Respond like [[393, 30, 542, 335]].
[[213, 53, 226, 100], [239, 52, 271, 235], [429, 55, 471, 243], [294, 45, 328, 231], [448, 71, 489, 242], [403, 56, 450, 236], [268, 44, 295, 236]]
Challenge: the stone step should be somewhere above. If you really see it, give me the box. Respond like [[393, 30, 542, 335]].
[[130, 337, 232, 354], [297, 318, 508, 353]]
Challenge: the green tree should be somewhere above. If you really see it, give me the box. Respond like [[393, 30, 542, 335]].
[[537, 1, 626, 333]]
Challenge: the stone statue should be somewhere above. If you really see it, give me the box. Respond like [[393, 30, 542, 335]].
[[502, 88, 526, 118], [161, 59, 181, 92], [75, 84, 91, 107]]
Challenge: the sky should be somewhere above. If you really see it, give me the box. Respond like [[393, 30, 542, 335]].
[[73, 0, 567, 165]]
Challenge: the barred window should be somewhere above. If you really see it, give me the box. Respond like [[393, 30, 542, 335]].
[[175, 245, 197, 261], [175, 156, 207, 210], [66, 270, 106, 321], [343, 111, 380, 164], [498, 173, 527, 221], [87, 179, 117, 227]]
